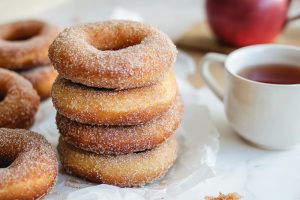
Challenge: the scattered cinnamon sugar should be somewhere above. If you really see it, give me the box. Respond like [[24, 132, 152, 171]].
[[204, 193, 241, 200]]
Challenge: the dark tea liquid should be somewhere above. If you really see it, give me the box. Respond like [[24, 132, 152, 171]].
[[239, 64, 300, 84]]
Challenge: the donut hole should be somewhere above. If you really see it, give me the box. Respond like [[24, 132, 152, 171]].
[[92, 36, 143, 51], [0, 156, 15, 168], [0, 147, 20, 168], [0, 87, 7, 101], [87, 28, 146, 51], [4, 23, 42, 41]]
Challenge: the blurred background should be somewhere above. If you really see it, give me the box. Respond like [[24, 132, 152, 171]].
[[1, 0, 299, 41], [1, 0, 299, 88], [0, 0, 205, 40]]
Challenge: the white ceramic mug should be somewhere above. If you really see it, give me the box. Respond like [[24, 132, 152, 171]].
[[200, 44, 300, 150]]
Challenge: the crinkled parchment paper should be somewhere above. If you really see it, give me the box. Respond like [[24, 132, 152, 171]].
[[31, 51, 219, 200]]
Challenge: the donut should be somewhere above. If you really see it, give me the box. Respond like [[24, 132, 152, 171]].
[[49, 20, 177, 89], [57, 135, 177, 187], [0, 68, 39, 129], [19, 65, 58, 100], [0, 19, 59, 70], [52, 71, 177, 125], [0, 128, 58, 200], [57, 95, 183, 155]]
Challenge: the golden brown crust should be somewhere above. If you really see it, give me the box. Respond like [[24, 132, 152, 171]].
[[49, 20, 177, 89], [58, 136, 177, 187], [0, 19, 59, 70], [19, 65, 58, 100], [57, 95, 183, 155], [0, 68, 39, 129], [0, 128, 58, 200], [52, 71, 177, 125]]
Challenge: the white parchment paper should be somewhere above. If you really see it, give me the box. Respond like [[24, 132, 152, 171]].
[[31, 52, 220, 200]]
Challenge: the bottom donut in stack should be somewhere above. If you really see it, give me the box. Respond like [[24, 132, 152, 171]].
[[58, 136, 177, 187]]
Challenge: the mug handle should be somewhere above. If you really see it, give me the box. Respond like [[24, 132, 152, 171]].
[[285, 0, 300, 27], [199, 53, 227, 101]]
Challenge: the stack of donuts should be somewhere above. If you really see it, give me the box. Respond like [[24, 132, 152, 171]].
[[49, 20, 183, 187], [0, 19, 59, 100]]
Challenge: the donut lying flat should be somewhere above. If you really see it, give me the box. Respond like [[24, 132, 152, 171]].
[[52, 71, 177, 125], [19, 65, 58, 100], [0, 128, 58, 200], [49, 20, 177, 89], [0, 68, 39, 129], [58, 135, 177, 187], [0, 19, 59, 70], [57, 95, 183, 155]]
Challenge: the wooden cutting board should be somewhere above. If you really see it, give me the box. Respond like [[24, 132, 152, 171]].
[[176, 22, 300, 54]]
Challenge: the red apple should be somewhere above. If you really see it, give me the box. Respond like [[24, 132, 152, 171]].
[[206, 0, 289, 47]]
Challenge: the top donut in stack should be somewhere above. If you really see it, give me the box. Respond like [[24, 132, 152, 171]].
[[50, 20, 183, 187], [0, 19, 59, 100]]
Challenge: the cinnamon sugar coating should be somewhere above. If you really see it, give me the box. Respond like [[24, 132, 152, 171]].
[[51, 20, 182, 188], [19, 64, 58, 100], [0, 68, 39, 129], [57, 95, 183, 155], [58, 136, 177, 187], [52, 71, 177, 125], [0, 19, 59, 70], [49, 20, 177, 89], [0, 128, 58, 200]]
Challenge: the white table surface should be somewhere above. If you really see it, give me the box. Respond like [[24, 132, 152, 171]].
[[1, 0, 300, 199]]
